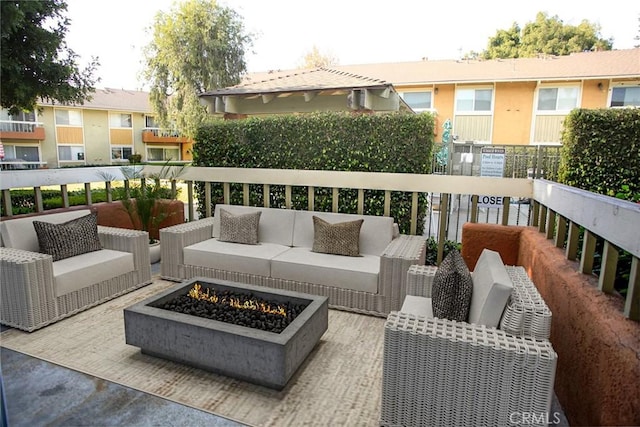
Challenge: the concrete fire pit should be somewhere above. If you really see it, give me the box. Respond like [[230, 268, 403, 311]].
[[124, 277, 328, 390]]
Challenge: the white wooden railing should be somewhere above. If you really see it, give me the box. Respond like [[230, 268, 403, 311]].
[[1, 166, 638, 320]]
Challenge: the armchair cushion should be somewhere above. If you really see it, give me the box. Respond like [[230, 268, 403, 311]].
[[218, 209, 261, 245], [33, 212, 102, 261], [468, 249, 513, 328], [431, 249, 473, 321]]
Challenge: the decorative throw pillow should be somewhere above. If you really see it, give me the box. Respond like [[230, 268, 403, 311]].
[[218, 208, 261, 245], [33, 212, 102, 262], [431, 249, 473, 322], [311, 216, 364, 257]]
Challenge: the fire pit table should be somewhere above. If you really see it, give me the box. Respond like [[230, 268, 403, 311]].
[[124, 277, 328, 390]]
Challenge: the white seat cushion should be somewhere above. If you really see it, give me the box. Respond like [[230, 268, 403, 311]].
[[184, 239, 291, 277], [401, 295, 434, 318], [271, 247, 379, 293], [53, 249, 134, 297], [467, 249, 514, 328]]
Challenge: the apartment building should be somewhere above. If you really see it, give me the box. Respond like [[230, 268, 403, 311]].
[[0, 88, 192, 170], [1, 48, 638, 169]]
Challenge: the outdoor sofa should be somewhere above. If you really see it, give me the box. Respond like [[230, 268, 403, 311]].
[[0, 209, 151, 332], [160, 204, 427, 316], [380, 248, 557, 427]]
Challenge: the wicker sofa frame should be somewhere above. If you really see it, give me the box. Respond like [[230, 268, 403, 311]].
[[160, 215, 427, 317], [380, 265, 557, 427], [1, 226, 152, 332]]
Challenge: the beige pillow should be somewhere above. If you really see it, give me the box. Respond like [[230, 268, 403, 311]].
[[218, 208, 261, 245], [311, 216, 363, 257]]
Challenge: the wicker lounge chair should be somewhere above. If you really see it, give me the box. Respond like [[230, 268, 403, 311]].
[[1, 210, 152, 331], [380, 256, 557, 427]]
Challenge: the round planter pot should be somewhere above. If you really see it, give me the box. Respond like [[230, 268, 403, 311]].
[[149, 241, 161, 264]]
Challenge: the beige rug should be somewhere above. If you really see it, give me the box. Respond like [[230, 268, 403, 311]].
[[0, 279, 386, 426]]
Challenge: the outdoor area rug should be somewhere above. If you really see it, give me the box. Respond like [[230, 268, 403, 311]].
[[0, 279, 386, 426]]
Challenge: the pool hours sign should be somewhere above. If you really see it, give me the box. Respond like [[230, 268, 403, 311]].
[[478, 147, 506, 208]]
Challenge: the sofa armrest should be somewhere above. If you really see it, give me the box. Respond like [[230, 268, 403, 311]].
[[501, 266, 552, 340], [379, 234, 427, 313], [406, 264, 437, 297], [159, 217, 215, 280], [0, 247, 58, 331], [98, 226, 151, 284], [381, 311, 557, 427]]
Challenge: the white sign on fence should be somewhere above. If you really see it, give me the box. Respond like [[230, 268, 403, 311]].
[[478, 147, 506, 208]]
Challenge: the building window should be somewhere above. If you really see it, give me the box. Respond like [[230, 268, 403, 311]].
[[610, 86, 640, 107], [145, 116, 158, 128], [401, 91, 432, 111], [111, 146, 133, 161], [1, 144, 40, 162], [0, 109, 37, 131], [109, 113, 132, 128], [537, 86, 579, 112], [55, 109, 82, 126], [456, 88, 492, 112], [147, 146, 180, 161], [58, 145, 85, 161]]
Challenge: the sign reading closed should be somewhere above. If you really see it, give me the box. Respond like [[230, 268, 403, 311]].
[[478, 147, 505, 208]]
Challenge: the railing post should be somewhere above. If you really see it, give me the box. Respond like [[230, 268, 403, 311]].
[[624, 257, 639, 321], [598, 241, 618, 294], [206, 182, 213, 217], [437, 193, 450, 265], [104, 182, 112, 204], [243, 183, 249, 206], [2, 189, 12, 217], [579, 230, 597, 275], [566, 221, 580, 261], [307, 186, 314, 211], [555, 215, 567, 248], [410, 192, 418, 235], [263, 184, 270, 208], [546, 209, 556, 240], [384, 190, 391, 217], [34, 187, 43, 212], [501, 196, 509, 226], [286, 185, 292, 209], [358, 189, 364, 215], [60, 184, 70, 208], [187, 181, 195, 221], [84, 183, 92, 205], [470, 195, 478, 223]]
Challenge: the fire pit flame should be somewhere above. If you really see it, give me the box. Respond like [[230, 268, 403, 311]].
[[188, 283, 287, 317]]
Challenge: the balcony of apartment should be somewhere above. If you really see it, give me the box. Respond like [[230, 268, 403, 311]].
[[141, 127, 191, 144], [0, 165, 638, 426], [0, 120, 45, 140]]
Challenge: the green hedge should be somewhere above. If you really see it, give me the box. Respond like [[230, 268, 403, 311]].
[[193, 112, 435, 234], [559, 108, 640, 201]]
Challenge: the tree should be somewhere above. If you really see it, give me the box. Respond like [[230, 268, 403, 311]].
[[0, 0, 99, 114], [482, 12, 613, 59], [299, 45, 338, 68], [142, 0, 252, 139]]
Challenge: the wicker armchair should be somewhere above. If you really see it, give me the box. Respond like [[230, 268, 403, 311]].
[[1, 212, 152, 332], [380, 264, 557, 427]]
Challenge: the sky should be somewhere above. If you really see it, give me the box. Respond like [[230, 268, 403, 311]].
[[64, 0, 639, 91]]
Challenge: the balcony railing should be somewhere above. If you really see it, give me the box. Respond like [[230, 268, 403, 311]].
[[0, 161, 47, 171], [0, 120, 45, 140], [141, 127, 190, 143], [0, 165, 638, 320]]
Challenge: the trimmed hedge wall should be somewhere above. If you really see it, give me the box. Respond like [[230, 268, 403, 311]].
[[559, 108, 640, 202], [193, 112, 435, 234]]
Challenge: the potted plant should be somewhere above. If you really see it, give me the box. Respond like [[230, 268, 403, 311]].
[[100, 160, 187, 263]]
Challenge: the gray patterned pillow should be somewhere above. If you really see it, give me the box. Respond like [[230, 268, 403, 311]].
[[311, 216, 364, 257], [432, 249, 473, 322], [33, 212, 102, 261], [218, 209, 261, 245]]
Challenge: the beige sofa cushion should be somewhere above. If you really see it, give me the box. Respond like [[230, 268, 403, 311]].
[[212, 204, 295, 246], [184, 239, 291, 277], [468, 249, 514, 328], [53, 249, 134, 297], [271, 247, 379, 293], [401, 295, 434, 318], [0, 209, 93, 252], [293, 211, 393, 256]]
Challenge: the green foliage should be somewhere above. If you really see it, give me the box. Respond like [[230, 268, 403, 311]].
[[193, 112, 435, 234], [425, 237, 461, 266], [0, 189, 110, 216], [558, 108, 640, 201], [0, 0, 99, 114], [143, 0, 253, 139], [482, 12, 612, 59]]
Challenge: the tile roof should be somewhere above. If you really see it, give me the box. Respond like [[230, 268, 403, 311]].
[[246, 48, 640, 86], [39, 88, 152, 113], [201, 68, 393, 96]]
